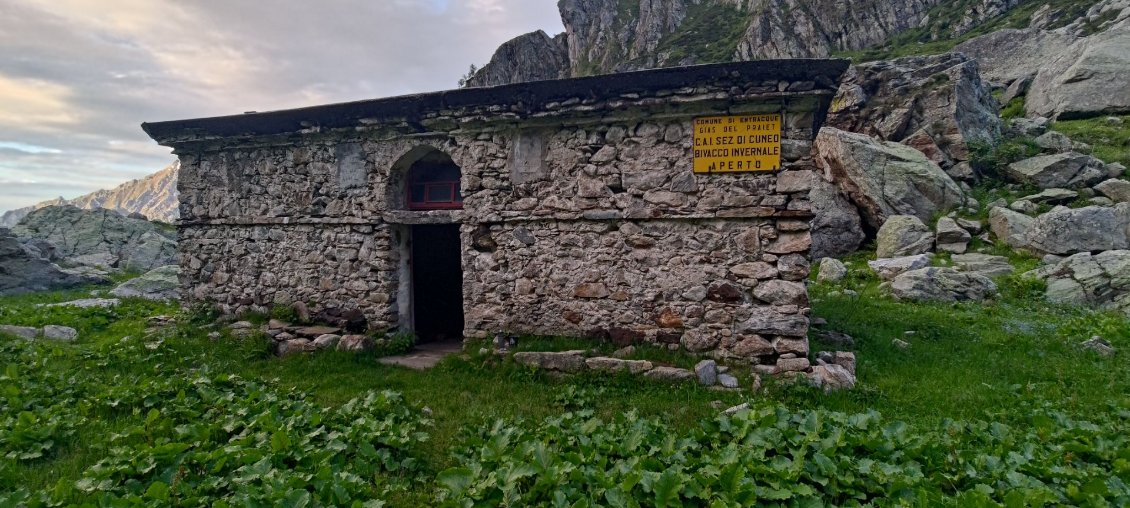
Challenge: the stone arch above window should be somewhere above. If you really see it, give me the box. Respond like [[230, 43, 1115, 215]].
[[388, 145, 464, 211]]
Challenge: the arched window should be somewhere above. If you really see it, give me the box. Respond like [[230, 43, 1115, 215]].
[[405, 151, 463, 210]]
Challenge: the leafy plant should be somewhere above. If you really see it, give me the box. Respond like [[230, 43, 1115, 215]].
[[436, 404, 1130, 506], [371, 331, 416, 358], [969, 136, 1041, 180]]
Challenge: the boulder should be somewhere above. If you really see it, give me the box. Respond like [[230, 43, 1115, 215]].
[[0, 228, 101, 296], [44, 298, 120, 309], [12, 206, 176, 272], [955, 217, 983, 234], [1005, 153, 1108, 189], [584, 357, 653, 374], [109, 265, 179, 301], [0, 325, 39, 340], [277, 338, 315, 356], [1017, 188, 1079, 204], [1095, 179, 1130, 203], [816, 128, 964, 230], [816, 258, 847, 282], [312, 334, 341, 349], [988, 207, 1034, 248], [826, 53, 1000, 169], [808, 364, 856, 391], [1080, 336, 1116, 357], [956, 26, 1130, 119], [42, 325, 77, 342], [809, 177, 865, 258], [875, 215, 933, 258], [1009, 200, 1038, 215], [868, 254, 932, 281], [951, 253, 1015, 278], [694, 359, 718, 386], [956, 29, 1077, 86], [643, 366, 695, 382], [1034, 131, 1075, 153], [1026, 26, 1130, 119], [888, 267, 998, 302], [1026, 250, 1130, 314], [935, 217, 972, 254], [1024, 203, 1130, 255], [1009, 116, 1050, 136], [337, 334, 374, 352], [512, 350, 586, 373]]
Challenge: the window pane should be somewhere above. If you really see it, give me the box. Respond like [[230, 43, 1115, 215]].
[[410, 184, 426, 203], [426, 184, 453, 202]]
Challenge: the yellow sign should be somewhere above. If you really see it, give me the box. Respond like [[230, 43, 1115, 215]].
[[692, 114, 782, 173]]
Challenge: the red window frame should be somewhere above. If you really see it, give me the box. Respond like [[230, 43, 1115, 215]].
[[406, 160, 463, 210]]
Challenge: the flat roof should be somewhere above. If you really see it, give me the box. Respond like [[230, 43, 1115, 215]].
[[142, 59, 849, 145]]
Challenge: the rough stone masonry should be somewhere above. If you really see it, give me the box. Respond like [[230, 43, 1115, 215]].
[[143, 59, 849, 365]]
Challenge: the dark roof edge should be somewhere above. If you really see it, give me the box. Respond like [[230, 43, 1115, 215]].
[[142, 59, 850, 145]]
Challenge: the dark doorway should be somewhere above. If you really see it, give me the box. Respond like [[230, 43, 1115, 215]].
[[410, 224, 464, 343]]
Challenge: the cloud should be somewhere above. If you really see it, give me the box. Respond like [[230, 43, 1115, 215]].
[[0, 75, 80, 129], [0, 0, 563, 211]]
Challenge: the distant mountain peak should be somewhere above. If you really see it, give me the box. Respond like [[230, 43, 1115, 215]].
[[0, 161, 179, 227]]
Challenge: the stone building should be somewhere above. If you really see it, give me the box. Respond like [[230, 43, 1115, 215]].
[[143, 59, 848, 363]]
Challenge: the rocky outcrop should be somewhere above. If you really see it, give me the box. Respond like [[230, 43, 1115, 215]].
[[956, 16, 1130, 119], [809, 177, 866, 259], [1004, 152, 1110, 189], [875, 216, 933, 258], [0, 228, 100, 296], [869, 254, 932, 281], [827, 53, 1000, 172], [1, 161, 179, 227], [110, 265, 180, 301], [466, 31, 570, 87], [951, 253, 1015, 278], [954, 29, 1078, 86], [12, 206, 176, 272], [1024, 203, 1130, 255], [888, 267, 998, 302], [1026, 25, 1130, 119], [480, 1, 1026, 82], [1027, 250, 1130, 315], [815, 127, 964, 229], [988, 206, 1034, 249]]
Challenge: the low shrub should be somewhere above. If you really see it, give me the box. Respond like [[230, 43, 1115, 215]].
[[0, 338, 432, 506], [437, 404, 1130, 506]]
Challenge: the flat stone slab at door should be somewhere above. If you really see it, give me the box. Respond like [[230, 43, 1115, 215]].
[[378, 341, 462, 370]]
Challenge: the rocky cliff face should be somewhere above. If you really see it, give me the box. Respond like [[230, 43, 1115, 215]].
[[956, 1, 1130, 119], [472, 0, 1027, 83], [0, 161, 179, 227], [465, 31, 570, 87], [12, 205, 177, 273]]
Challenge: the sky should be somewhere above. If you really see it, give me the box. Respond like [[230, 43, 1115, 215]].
[[0, 0, 564, 212]]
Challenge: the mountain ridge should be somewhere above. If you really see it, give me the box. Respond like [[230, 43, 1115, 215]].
[[0, 161, 179, 227]]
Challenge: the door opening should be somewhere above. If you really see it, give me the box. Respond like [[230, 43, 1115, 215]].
[[410, 224, 464, 343]]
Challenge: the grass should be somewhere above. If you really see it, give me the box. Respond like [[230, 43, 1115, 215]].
[[2, 265, 1128, 503], [650, 2, 750, 65], [1051, 114, 1130, 168]]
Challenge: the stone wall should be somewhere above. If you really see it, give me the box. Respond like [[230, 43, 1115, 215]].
[[149, 60, 847, 363]]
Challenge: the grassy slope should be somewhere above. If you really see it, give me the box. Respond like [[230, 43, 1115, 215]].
[[1052, 114, 1130, 167], [3, 258, 1128, 503]]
